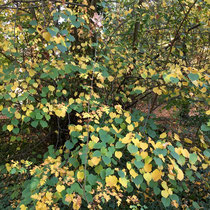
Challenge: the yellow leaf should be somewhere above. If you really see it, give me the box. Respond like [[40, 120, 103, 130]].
[[120, 133, 132, 144], [62, 89, 67, 94], [143, 172, 152, 183], [7, 125, 14, 131], [65, 194, 74, 203], [15, 112, 21, 119], [134, 86, 146, 93], [115, 151, 122, 159], [161, 181, 168, 189], [69, 98, 74, 105], [184, 138, 192, 144], [33, 83, 38, 88], [144, 163, 152, 173], [119, 177, 128, 188], [140, 151, 148, 159], [140, 116, 144, 121], [109, 112, 116, 119], [10, 92, 16, 98], [90, 157, 101, 166], [48, 85, 55, 92], [130, 169, 138, 178], [202, 163, 208, 169], [171, 200, 179, 208], [0, 105, 3, 111], [152, 169, 162, 181], [125, 116, 131, 124], [75, 125, 83, 131], [90, 5, 95, 10], [153, 87, 162, 95], [42, 32, 51, 42], [77, 171, 84, 181], [174, 133, 180, 141], [126, 162, 132, 170], [127, 124, 134, 131], [160, 132, 167, 139], [91, 135, 99, 142], [36, 25, 43, 34], [161, 189, 169, 198], [20, 204, 27, 210], [105, 175, 118, 187], [46, 191, 53, 200], [177, 168, 184, 181], [200, 87, 206, 93], [181, 149, 189, 158], [56, 185, 65, 193], [108, 76, 114, 82], [206, 110, 210, 115], [139, 142, 148, 150], [111, 124, 122, 133], [5, 163, 11, 172]]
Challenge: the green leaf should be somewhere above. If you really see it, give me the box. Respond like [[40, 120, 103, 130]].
[[115, 141, 125, 149], [114, 118, 123, 124], [134, 159, 144, 169], [11, 119, 18, 126], [170, 77, 179, 83], [154, 157, 163, 166], [102, 156, 111, 165], [40, 120, 48, 128], [12, 127, 19, 135], [29, 20, 37, 26], [31, 120, 38, 128], [67, 183, 83, 195], [161, 197, 170, 207], [170, 194, 179, 202], [57, 44, 67, 53], [36, 112, 43, 120], [127, 144, 138, 154], [189, 153, 197, 165], [192, 201, 200, 209], [201, 124, 210, 131], [65, 140, 74, 150], [47, 27, 59, 36], [118, 170, 125, 177], [47, 177, 58, 186], [147, 128, 156, 138], [30, 178, 39, 190], [154, 187, 161, 195], [188, 73, 199, 81], [87, 174, 97, 185], [72, 21, 80, 28], [133, 175, 143, 186], [203, 149, 210, 158], [67, 34, 75, 42]]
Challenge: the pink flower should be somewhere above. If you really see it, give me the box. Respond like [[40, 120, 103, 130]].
[[91, 12, 103, 28]]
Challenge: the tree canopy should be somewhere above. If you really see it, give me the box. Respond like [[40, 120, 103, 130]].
[[0, 0, 209, 209]]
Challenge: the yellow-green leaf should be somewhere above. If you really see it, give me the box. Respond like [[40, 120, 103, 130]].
[[56, 185, 65, 193], [7, 125, 14, 131], [115, 151, 122, 159], [105, 175, 118, 187], [152, 169, 162, 181]]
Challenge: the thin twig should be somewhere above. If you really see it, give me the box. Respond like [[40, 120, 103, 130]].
[[165, 0, 198, 63]]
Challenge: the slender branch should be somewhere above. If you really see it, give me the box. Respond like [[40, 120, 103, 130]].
[[165, 0, 198, 63], [0, 48, 16, 61], [12, 0, 89, 7], [83, 35, 98, 206]]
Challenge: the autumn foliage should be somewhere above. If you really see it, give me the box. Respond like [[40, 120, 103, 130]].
[[0, 0, 209, 209]]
